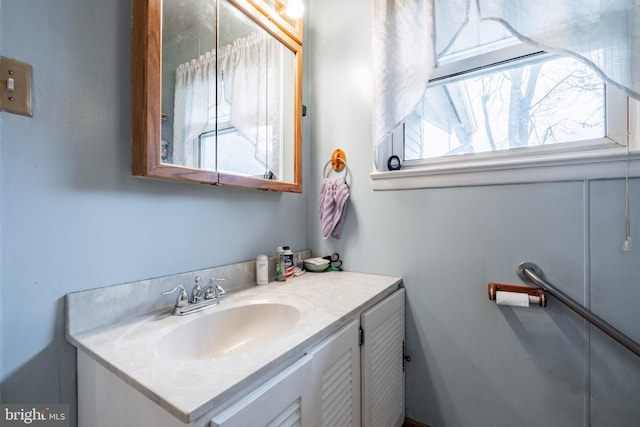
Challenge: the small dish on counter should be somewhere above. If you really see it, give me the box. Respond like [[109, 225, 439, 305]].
[[303, 257, 330, 272]]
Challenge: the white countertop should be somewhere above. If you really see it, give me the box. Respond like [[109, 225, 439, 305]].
[[68, 271, 401, 423]]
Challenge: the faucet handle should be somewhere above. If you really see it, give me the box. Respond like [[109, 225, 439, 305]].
[[203, 287, 215, 300], [209, 278, 226, 298], [161, 285, 189, 307]]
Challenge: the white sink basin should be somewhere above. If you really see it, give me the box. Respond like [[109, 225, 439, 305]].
[[157, 302, 301, 361]]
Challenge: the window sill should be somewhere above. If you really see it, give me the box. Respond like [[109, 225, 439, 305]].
[[371, 142, 640, 190]]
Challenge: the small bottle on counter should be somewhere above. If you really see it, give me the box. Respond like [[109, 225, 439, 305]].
[[275, 246, 286, 282], [256, 254, 268, 285], [282, 246, 294, 279]]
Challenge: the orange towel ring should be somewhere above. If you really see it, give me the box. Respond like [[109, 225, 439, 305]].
[[331, 149, 346, 172], [323, 149, 349, 178]]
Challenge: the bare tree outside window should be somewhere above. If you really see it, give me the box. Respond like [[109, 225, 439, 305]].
[[408, 56, 605, 160]]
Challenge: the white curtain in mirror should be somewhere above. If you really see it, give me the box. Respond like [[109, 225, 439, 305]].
[[172, 32, 280, 171], [372, 0, 640, 160], [219, 32, 280, 174], [173, 52, 216, 167]]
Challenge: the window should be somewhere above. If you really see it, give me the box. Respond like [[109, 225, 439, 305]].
[[371, 3, 638, 190], [406, 54, 606, 161]]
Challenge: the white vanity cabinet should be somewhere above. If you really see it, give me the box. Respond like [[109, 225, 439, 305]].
[[71, 274, 405, 427], [309, 319, 361, 426], [211, 319, 361, 427], [361, 288, 406, 427], [209, 354, 314, 427], [210, 288, 405, 427]]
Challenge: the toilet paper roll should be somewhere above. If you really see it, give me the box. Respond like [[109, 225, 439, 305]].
[[495, 290, 530, 307]]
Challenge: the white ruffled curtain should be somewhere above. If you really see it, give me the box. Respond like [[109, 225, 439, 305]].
[[479, 0, 639, 99], [372, 0, 436, 168], [173, 32, 279, 170], [373, 0, 640, 165]]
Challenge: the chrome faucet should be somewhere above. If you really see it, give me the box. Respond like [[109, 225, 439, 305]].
[[162, 277, 226, 316]]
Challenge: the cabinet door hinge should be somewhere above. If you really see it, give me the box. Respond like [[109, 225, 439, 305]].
[[359, 327, 364, 346]]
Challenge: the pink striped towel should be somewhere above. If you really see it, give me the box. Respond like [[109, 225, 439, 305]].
[[319, 177, 350, 239]]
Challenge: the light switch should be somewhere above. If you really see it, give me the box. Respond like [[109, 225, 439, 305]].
[[0, 56, 33, 117]]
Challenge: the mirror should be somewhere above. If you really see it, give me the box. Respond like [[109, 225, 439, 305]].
[[132, 0, 303, 192]]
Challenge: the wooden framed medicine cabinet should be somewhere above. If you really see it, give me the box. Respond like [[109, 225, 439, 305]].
[[132, 0, 303, 192]]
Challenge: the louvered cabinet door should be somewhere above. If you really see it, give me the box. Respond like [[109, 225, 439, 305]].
[[308, 319, 361, 427], [361, 288, 406, 427], [210, 354, 313, 427]]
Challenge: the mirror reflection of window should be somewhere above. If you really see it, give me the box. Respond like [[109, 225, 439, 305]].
[[161, 0, 294, 181], [199, 126, 277, 179], [217, 30, 282, 177]]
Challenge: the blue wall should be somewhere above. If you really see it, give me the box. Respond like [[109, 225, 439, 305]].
[[0, 0, 309, 424], [307, 0, 640, 426], [2, 1, 639, 427]]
